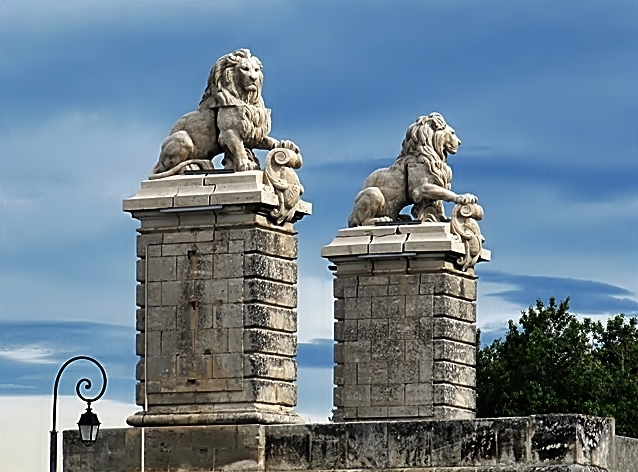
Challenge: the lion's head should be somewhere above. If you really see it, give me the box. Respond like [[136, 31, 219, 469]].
[[199, 48, 265, 109], [397, 112, 461, 163]]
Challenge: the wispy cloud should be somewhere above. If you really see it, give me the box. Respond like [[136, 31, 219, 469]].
[[0, 346, 57, 364], [481, 270, 638, 316]]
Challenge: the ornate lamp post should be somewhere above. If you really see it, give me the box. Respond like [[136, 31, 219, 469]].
[[50, 356, 107, 472]]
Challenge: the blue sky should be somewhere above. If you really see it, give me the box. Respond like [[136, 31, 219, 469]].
[[0, 2, 636, 466]]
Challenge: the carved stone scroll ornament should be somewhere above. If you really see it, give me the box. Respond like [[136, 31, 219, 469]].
[[348, 112, 478, 227], [263, 145, 304, 225], [149, 48, 299, 179], [450, 202, 485, 271]]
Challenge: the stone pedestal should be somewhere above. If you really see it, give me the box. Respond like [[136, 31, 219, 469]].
[[322, 223, 490, 422], [123, 171, 311, 426]]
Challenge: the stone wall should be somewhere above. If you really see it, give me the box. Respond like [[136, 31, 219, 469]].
[[64, 414, 631, 471]]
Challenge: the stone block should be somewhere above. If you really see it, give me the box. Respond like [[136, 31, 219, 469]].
[[370, 296, 389, 318], [146, 256, 177, 282], [334, 363, 357, 386], [244, 329, 296, 356], [244, 304, 296, 332], [136, 233, 163, 256], [204, 279, 228, 304], [333, 298, 345, 320], [433, 295, 476, 322], [387, 406, 420, 417], [434, 339, 476, 366], [432, 405, 474, 420], [386, 295, 406, 316], [135, 309, 147, 334], [176, 353, 213, 379], [356, 362, 389, 385], [357, 319, 387, 341], [342, 385, 371, 407], [433, 317, 476, 344], [344, 296, 371, 319], [387, 361, 419, 383], [309, 423, 347, 469], [228, 278, 244, 303], [333, 276, 357, 298], [136, 331, 160, 357], [371, 384, 404, 406], [264, 424, 310, 471], [146, 306, 177, 332], [195, 328, 229, 354], [176, 253, 213, 279], [244, 253, 296, 283], [433, 361, 476, 387], [433, 383, 476, 410], [334, 343, 344, 363], [405, 294, 433, 317], [387, 421, 432, 467], [247, 378, 296, 406], [160, 330, 176, 356], [388, 318, 418, 340], [228, 327, 243, 352], [419, 358, 434, 383], [358, 284, 388, 297], [357, 406, 388, 418], [244, 353, 297, 381], [405, 383, 433, 406], [344, 422, 389, 468], [343, 340, 371, 363], [244, 279, 296, 308], [371, 338, 404, 363], [213, 253, 244, 279], [213, 352, 243, 378], [214, 303, 243, 328], [244, 228, 298, 259], [161, 280, 182, 305]]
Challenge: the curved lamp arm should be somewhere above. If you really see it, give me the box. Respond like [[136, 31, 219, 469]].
[[50, 356, 107, 472]]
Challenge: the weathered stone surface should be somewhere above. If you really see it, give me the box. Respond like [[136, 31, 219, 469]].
[[616, 435, 638, 472], [65, 415, 630, 471], [126, 196, 305, 427]]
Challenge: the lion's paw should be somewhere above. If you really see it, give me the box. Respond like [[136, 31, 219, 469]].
[[278, 140, 300, 154], [238, 161, 260, 172], [455, 193, 478, 205]]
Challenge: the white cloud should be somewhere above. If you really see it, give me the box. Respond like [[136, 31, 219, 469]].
[[0, 346, 56, 364], [0, 395, 137, 472]]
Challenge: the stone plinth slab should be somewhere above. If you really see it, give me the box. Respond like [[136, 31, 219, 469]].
[[124, 171, 312, 217], [63, 414, 630, 471], [322, 222, 490, 261]]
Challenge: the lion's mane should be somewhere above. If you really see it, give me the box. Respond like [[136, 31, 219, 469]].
[[393, 112, 453, 190], [199, 48, 265, 109]]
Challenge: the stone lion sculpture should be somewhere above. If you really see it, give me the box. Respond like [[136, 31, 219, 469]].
[[149, 48, 299, 179], [348, 112, 477, 227]]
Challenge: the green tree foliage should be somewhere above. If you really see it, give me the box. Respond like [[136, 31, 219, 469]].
[[477, 297, 638, 437]]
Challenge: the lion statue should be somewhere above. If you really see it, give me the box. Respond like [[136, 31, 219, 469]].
[[149, 48, 299, 179], [348, 112, 477, 227]]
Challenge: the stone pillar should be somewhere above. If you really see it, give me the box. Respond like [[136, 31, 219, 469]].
[[123, 171, 311, 426], [322, 223, 490, 421]]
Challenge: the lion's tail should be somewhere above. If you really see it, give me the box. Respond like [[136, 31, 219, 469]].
[[148, 159, 214, 180]]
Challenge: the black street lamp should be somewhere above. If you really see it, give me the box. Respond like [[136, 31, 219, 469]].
[[50, 356, 107, 472]]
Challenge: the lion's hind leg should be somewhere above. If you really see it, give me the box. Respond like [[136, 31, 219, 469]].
[[149, 131, 213, 179], [348, 187, 390, 227]]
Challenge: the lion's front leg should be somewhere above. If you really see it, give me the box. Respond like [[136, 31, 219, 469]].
[[218, 129, 259, 171]]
